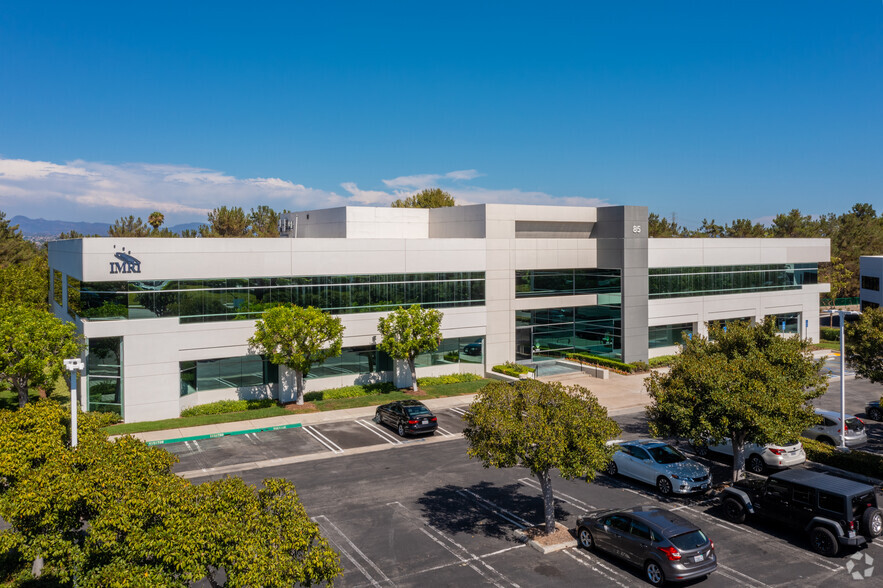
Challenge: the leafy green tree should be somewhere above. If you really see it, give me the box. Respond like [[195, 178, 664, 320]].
[[818, 256, 853, 320], [0, 401, 342, 586], [724, 218, 766, 237], [201, 205, 251, 237], [0, 211, 39, 268], [845, 307, 883, 385], [0, 304, 81, 407], [57, 229, 101, 239], [391, 188, 456, 208], [0, 257, 49, 309], [646, 318, 826, 483], [249, 306, 344, 405], [830, 203, 883, 296], [148, 210, 165, 231], [180, 228, 198, 238], [107, 215, 151, 237], [648, 213, 686, 237], [768, 208, 819, 238], [464, 379, 620, 534], [377, 305, 443, 391], [250, 205, 280, 237], [692, 218, 725, 238]]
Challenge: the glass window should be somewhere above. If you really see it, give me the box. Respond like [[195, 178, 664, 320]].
[[670, 530, 708, 550], [861, 275, 880, 291], [180, 355, 278, 394], [630, 520, 652, 541], [53, 270, 64, 305], [648, 323, 693, 348], [818, 492, 844, 514], [605, 515, 631, 533], [515, 269, 621, 298], [767, 312, 800, 334], [87, 337, 122, 416], [650, 264, 819, 299], [647, 445, 687, 464], [792, 487, 812, 505]]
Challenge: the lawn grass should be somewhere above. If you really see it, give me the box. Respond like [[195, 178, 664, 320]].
[[104, 379, 491, 436], [812, 340, 841, 351], [0, 378, 70, 411]]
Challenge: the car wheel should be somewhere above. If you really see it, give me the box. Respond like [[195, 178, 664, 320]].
[[693, 443, 708, 457], [397, 422, 405, 437], [862, 507, 883, 539], [373, 410, 382, 424], [644, 560, 665, 587], [819, 437, 835, 446], [656, 476, 673, 496], [577, 526, 594, 551], [606, 461, 618, 476], [810, 526, 839, 557], [869, 407, 883, 421], [723, 497, 747, 524], [747, 454, 765, 474]]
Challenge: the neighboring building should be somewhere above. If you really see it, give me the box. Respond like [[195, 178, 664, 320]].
[[859, 255, 883, 311], [47, 204, 829, 422]]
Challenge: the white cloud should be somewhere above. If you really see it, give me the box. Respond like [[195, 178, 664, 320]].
[[0, 158, 611, 225]]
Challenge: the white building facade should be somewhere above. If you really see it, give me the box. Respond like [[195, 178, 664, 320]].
[[47, 204, 829, 422], [859, 256, 883, 311]]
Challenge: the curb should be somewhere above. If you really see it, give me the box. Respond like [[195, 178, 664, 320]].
[[514, 524, 577, 554], [144, 422, 303, 446]]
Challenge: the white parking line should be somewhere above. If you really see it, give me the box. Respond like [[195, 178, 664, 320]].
[[457, 489, 531, 529], [716, 563, 772, 587], [566, 547, 635, 584], [562, 549, 632, 588], [448, 406, 468, 416], [436, 426, 454, 437], [313, 515, 393, 587], [355, 419, 403, 445], [518, 477, 595, 510], [303, 426, 344, 453], [387, 502, 518, 587]]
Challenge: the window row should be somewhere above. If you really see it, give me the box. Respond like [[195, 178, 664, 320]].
[[86, 337, 123, 417], [862, 275, 880, 292], [67, 272, 485, 322], [180, 356, 279, 396], [515, 305, 622, 361], [649, 264, 818, 299], [515, 268, 621, 298]]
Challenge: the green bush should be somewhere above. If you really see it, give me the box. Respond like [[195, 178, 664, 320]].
[[492, 362, 535, 378], [565, 352, 635, 374], [631, 361, 650, 373], [418, 373, 482, 387], [800, 436, 883, 480], [649, 355, 678, 368], [180, 398, 277, 417], [303, 382, 396, 402], [443, 351, 460, 362], [819, 327, 840, 342]]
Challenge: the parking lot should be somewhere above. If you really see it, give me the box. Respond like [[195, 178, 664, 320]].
[[177, 384, 883, 587]]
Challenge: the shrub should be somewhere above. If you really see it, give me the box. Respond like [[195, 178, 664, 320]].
[[800, 436, 883, 480], [819, 327, 840, 342], [181, 398, 277, 417], [302, 382, 396, 402], [649, 355, 678, 368], [492, 362, 535, 378], [418, 373, 483, 387], [565, 352, 635, 374], [443, 351, 460, 363], [631, 361, 650, 373]]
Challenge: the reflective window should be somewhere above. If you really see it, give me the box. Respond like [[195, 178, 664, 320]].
[[515, 268, 621, 298], [650, 264, 818, 299], [862, 275, 880, 291], [648, 323, 693, 348], [515, 305, 622, 361], [767, 312, 801, 334], [87, 337, 123, 416], [179, 355, 279, 396]]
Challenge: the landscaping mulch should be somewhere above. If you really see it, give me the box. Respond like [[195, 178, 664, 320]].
[[521, 523, 575, 547]]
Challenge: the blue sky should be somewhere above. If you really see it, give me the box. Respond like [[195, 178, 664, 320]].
[[1, 1, 881, 227]]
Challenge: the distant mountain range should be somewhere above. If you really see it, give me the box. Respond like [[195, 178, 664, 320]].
[[10, 215, 202, 238]]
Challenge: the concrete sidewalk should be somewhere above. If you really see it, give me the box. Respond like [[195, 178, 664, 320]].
[[125, 373, 655, 445]]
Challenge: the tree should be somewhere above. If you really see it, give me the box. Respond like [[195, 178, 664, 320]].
[[724, 218, 766, 238], [648, 213, 686, 237], [845, 307, 883, 385], [463, 379, 620, 534], [107, 215, 151, 237], [768, 209, 819, 238], [830, 203, 883, 296], [818, 256, 853, 322], [645, 318, 826, 483], [0, 401, 342, 586], [148, 211, 165, 231], [201, 206, 250, 237], [249, 306, 344, 405], [0, 211, 39, 268], [377, 305, 443, 391], [250, 205, 280, 237], [391, 188, 456, 208], [0, 257, 49, 309], [0, 304, 81, 407]]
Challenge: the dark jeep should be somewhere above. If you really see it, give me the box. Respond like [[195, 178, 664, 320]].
[[720, 469, 882, 557]]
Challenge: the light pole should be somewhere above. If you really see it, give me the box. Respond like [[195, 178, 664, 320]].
[[63, 358, 84, 447], [838, 310, 846, 451]]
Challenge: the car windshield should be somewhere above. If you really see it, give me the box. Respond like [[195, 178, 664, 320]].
[[845, 418, 864, 432], [669, 530, 708, 550], [648, 445, 687, 464], [405, 406, 431, 417]]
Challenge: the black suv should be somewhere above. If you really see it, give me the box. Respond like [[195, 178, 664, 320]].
[[721, 469, 883, 556]]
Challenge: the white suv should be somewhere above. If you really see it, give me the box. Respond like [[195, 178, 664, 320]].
[[694, 439, 805, 474], [802, 409, 868, 448]]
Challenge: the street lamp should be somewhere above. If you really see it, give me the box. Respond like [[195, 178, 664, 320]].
[[838, 310, 846, 451], [63, 358, 84, 447]]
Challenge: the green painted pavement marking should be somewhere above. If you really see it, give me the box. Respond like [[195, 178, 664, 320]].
[[146, 422, 302, 446]]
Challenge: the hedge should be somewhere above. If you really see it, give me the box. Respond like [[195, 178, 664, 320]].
[[819, 327, 840, 342], [303, 382, 396, 402], [565, 352, 638, 374], [649, 355, 678, 368], [417, 373, 483, 387], [180, 399, 277, 417], [800, 436, 883, 480], [492, 362, 535, 378]]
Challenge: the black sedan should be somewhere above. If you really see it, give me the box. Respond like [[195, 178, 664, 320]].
[[576, 506, 717, 586], [373, 400, 438, 437]]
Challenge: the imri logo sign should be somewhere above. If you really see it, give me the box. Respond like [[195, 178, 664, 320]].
[[110, 246, 141, 274]]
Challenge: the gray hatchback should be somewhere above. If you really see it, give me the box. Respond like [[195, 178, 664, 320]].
[[576, 506, 717, 586]]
